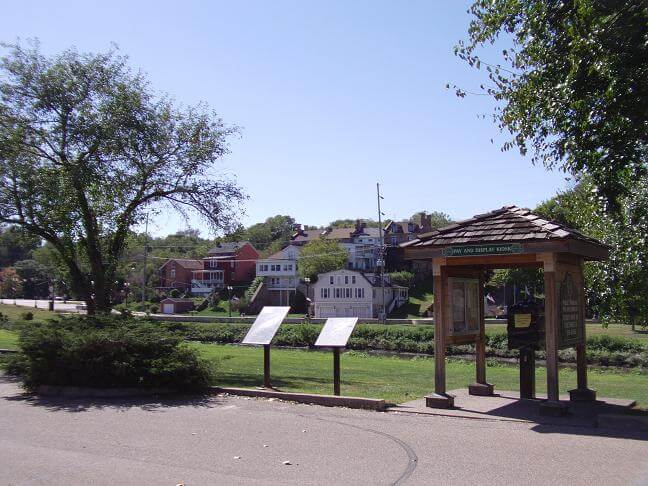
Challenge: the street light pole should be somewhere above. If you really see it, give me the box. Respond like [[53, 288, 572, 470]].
[[377, 183, 386, 323], [227, 285, 233, 317]]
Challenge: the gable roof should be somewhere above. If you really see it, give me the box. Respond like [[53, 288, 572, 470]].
[[159, 258, 202, 271], [402, 205, 604, 248], [292, 228, 354, 244], [207, 241, 252, 254]]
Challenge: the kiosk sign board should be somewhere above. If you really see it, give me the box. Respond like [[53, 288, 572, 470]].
[[242, 306, 290, 345], [558, 273, 584, 348], [449, 278, 480, 337], [315, 317, 358, 348]]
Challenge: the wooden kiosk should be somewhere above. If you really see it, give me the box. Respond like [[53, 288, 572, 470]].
[[402, 206, 609, 416]]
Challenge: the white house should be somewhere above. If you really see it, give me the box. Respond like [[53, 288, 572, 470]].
[[255, 245, 301, 305], [312, 269, 408, 319]]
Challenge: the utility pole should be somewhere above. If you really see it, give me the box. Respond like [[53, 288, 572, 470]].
[[142, 213, 149, 309], [377, 183, 386, 323]]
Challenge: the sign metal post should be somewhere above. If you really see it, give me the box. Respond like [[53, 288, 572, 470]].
[[241, 306, 290, 389], [315, 317, 358, 396]]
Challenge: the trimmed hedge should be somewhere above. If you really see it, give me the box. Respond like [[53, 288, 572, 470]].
[[158, 321, 648, 368], [6, 316, 215, 392]]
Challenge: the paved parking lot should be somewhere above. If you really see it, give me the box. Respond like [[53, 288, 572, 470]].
[[1, 377, 647, 485]]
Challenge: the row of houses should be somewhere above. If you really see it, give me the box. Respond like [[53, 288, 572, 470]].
[[157, 215, 433, 317]]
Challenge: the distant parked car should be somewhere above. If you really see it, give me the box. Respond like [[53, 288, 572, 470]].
[[54, 296, 64, 301]]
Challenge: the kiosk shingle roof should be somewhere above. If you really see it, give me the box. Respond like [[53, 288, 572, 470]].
[[402, 205, 600, 248]]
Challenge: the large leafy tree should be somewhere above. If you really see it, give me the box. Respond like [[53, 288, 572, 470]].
[[0, 42, 244, 313], [0, 225, 41, 267], [455, 0, 648, 215], [536, 176, 647, 327], [297, 239, 348, 281]]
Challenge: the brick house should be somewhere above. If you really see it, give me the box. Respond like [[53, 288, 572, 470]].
[[191, 241, 259, 295], [157, 258, 203, 293]]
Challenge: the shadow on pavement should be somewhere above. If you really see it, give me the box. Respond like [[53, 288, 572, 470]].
[[0, 375, 223, 413]]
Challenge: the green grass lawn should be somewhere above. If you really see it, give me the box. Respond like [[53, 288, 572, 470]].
[[195, 343, 648, 407], [0, 329, 19, 349], [0, 303, 58, 323], [485, 321, 648, 343]]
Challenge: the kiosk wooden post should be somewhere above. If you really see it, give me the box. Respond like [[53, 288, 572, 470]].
[[314, 317, 358, 397], [402, 205, 609, 413], [241, 306, 290, 390]]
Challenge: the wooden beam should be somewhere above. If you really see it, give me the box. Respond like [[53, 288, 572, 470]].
[[542, 254, 559, 403], [433, 263, 446, 395]]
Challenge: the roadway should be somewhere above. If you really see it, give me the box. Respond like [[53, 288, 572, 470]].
[[0, 377, 646, 485]]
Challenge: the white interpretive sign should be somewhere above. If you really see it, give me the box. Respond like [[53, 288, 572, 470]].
[[242, 306, 290, 345]]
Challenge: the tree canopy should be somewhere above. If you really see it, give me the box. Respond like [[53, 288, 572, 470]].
[[409, 211, 453, 230], [297, 239, 348, 281], [536, 176, 647, 326], [0, 42, 243, 313], [455, 0, 648, 215]]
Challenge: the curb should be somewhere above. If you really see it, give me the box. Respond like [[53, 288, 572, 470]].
[[211, 386, 386, 411]]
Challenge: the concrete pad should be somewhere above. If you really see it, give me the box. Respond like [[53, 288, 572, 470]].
[[391, 389, 638, 427], [211, 386, 386, 411]]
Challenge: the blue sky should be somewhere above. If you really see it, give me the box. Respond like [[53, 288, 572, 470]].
[[2, 1, 569, 236]]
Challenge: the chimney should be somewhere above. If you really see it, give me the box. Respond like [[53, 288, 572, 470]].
[[419, 212, 432, 233], [355, 219, 366, 233]]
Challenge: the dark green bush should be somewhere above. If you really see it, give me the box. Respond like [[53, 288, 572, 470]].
[[149, 304, 159, 314], [169, 288, 180, 298], [20, 311, 34, 321], [6, 316, 215, 392]]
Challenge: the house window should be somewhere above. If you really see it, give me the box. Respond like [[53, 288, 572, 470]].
[[391, 236, 398, 246], [345, 276, 349, 285], [352, 276, 356, 284], [345, 288, 351, 298], [170, 267, 176, 279], [330, 276, 334, 285]]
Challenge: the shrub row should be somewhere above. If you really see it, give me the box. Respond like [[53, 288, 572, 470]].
[[164, 322, 648, 368]]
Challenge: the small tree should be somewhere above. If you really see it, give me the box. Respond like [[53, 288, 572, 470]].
[[0, 42, 244, 314], [297, 239, 347, 281]]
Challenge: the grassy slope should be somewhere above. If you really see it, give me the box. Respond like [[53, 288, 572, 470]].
[[389, 278, 434, 318], [196, 343, 648, 407]]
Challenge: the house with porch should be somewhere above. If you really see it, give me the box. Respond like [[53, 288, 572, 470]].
[[291, 220, 381, 271], [311, 269, 408, 319], [255, 245, 301, 305], [191, 241, 259, 295]]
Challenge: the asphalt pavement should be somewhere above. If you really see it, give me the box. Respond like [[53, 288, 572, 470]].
[[1, 377, 647, 485]]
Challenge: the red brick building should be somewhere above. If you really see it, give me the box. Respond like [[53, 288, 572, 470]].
[[191, 241, 259, 295], [157, 258, 202, 293]]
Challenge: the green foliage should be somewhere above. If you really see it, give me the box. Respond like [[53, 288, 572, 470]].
[[389, 271, 414, 288], [0, 42, 243, 313], [328, 218, 380, 229], [536, 177, 647, 326], [244, 276, 264, 302], [6, 316, 215, 391], [149, 304, 159, 314], [456, 0, 648, 214], [297, 239, 347, 280], [169, 288, 180, 298], [20, 311, 33, 321], [409, 211, 453, 230], [224, 215, 296, 252], [208, 292, 221, 311], [0, 226, 41, 268]]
